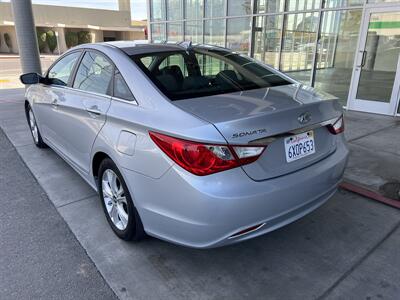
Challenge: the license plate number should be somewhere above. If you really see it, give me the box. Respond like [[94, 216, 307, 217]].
[[284, 131, 315, 163]]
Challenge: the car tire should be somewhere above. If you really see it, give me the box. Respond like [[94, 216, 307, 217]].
[[98, 158, 146, 241], [26, 103, 47, 148]]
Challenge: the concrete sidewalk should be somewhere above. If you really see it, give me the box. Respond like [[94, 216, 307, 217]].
[[0, 88, 399, 299], [344, 111, 400, 200]]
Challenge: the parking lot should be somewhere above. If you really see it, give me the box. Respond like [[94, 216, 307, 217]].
[[0, 88, 399, 299]]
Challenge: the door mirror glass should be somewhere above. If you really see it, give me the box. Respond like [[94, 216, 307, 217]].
[[20, 73, 42, 85]]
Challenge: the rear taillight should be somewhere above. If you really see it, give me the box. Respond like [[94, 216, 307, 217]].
[[149, 131, 265, 176], [327, 115, 344, 134]]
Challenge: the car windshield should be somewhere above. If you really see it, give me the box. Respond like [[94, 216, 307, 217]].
[[131, 48, 291, 101]]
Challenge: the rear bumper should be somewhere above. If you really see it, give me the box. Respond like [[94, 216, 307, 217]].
[[122, 140, 349, 249]]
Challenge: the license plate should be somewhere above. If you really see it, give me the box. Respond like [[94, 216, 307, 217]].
[[284, 131, 315, 163]]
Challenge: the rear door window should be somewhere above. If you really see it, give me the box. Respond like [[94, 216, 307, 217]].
[[73, 51, 113, 95], [113, 70, 136, 102]]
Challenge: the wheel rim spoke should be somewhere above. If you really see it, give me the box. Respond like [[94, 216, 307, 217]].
[[29, 109, 39, 143], [101, 169, 129, 231], [110, 204, 119, 224], [117, 204, 128, 228], [102, 180, 113, 198]]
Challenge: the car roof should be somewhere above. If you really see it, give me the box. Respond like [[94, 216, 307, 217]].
[[97, 40, 228, 56]]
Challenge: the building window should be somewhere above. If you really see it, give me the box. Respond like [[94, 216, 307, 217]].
[[314, 10, 362, 105], [227, 17, 251, 54], [185, 21, 204, 43], [324, 0, 364, 8], [205, 0, 226, 18], [167, 0, 183, 21], [254, 0, 284, 13], [151, 0, 166, 21], [280, 12, 319, 83], [227, 0, 252, 16], [185, 0, 204, 20], [253, 15, 283, 69], [286, 0, 321, 11], [204, 19, 225, 47], [151, 23, 166, 41], [167, 22, 183, 41]]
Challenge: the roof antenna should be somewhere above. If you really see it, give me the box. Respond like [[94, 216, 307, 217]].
[[179, 41, 192, 51]]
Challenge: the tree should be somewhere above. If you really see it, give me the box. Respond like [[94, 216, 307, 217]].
[[36, 29, 47, 53], [65, 31, 78, 48], [4, 33, 12, 53], [78, 31, 91, 44], [46, 30, 57, 53]]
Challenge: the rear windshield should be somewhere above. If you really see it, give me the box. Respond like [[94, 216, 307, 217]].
[[131, 48, 291, 100]]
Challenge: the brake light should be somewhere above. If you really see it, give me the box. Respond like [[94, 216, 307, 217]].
[[327, 115, 344, 134], [149, 131, 265, 176]]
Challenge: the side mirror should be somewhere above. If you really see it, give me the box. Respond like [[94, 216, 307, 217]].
[[20, 73, 43, 85]]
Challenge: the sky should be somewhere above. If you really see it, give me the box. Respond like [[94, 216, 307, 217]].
[[0, 0, 147, 20]]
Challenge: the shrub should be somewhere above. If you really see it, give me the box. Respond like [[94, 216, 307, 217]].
[[36, 29, 47, 53], [78, 31, 91, 44], [65, 31, 78, 48], [4, 33, 12, 52], [46, 30, 57, 53]]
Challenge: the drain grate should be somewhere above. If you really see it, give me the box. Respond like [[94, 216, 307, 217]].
[[379, 181, 400, 201]]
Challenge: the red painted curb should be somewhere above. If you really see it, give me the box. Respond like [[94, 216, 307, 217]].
[[340, 181, 400, 209]]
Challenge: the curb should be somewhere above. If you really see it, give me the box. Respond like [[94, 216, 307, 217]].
[[340, 181, 400, 209]]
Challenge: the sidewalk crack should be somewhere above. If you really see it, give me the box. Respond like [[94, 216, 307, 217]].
[[56, 194, 97, 209], [317, 219, 400, 299]]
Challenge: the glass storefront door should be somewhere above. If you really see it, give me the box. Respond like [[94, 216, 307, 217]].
[[348, 6, 400, 115]]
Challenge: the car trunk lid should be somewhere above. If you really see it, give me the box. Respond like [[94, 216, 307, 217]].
[[174, 84, 343, 180]]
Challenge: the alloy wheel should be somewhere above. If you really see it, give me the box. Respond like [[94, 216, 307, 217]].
[[28, 108, 39, 144], [101, 169, 129, 230]]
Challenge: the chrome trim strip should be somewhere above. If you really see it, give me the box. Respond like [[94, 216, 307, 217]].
[[39, 84, 113, 100], [249, 116, 340, 146], [228, 223, 266, 239], [111, 96, 138, 106]]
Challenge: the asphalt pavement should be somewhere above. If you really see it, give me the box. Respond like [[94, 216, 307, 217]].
[[0, 127, 117, 299]]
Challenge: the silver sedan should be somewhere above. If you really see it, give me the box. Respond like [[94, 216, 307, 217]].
[[21, 41, 349, 248]]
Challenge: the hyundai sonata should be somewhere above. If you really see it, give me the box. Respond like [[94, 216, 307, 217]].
[[21, 41, 348, 248]]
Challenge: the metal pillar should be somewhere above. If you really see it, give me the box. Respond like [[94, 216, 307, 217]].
[[11, 0, 42, 74]]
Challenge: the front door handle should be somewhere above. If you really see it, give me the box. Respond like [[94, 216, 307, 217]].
[[357, 50, 367, 68], [86, 105, 101, 116], [51, 99, 58, 107]]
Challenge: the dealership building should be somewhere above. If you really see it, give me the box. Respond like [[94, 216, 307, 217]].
[[0, 0, 146, 55], [148, 0, 400, 116]]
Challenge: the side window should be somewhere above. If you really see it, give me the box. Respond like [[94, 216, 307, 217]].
[[113, 70, 136, 102], [73, 51, 113, 95], [47, 51, 81, 86]]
